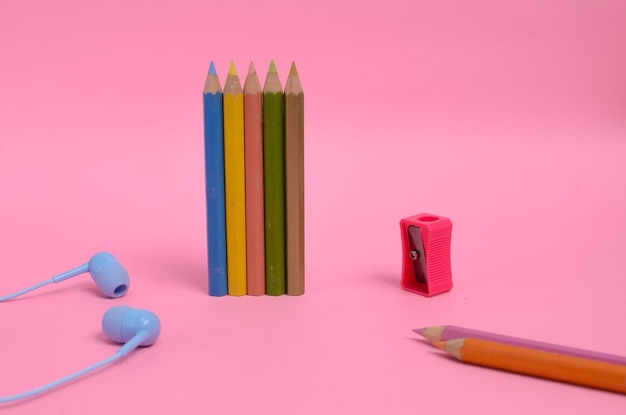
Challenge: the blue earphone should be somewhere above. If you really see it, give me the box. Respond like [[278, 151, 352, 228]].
[[0, 252, 130, 301], [0, 253, 161, 404]]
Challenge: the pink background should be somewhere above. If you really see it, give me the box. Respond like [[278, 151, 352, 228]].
[[1, 0, 626, 413]]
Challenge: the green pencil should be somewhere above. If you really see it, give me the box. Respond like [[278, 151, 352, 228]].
[[263, 61, 285, 295]]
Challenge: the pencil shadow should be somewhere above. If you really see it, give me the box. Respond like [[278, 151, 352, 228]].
[[408, 337, 459, 362], [408, 336, 433, 347], [135, 250, 207, 294], [427, 350, 458, 363]]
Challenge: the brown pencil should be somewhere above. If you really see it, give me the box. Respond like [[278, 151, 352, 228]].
[[284, 62, 304, 296], [243, 62, 265, 296]]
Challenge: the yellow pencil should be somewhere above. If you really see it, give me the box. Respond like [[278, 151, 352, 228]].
[[223, 62, 247, 295]]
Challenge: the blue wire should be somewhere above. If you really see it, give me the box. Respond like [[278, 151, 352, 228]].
[[0, 269, 150, 403], [0, 352, 123, 403], [1, 263, 88, 302], [0, 279, 54, 302], [0, 331, 148, 403]]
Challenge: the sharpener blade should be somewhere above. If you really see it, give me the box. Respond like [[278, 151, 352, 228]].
[[408, 225, 427, 284]]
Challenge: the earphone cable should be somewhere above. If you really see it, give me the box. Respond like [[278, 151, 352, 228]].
[[0, 352, 123, 403]]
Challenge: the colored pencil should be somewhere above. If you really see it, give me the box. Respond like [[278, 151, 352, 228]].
[[414, 325, 626, 366], [434, 338, 626, 394], [223, 62, 247, 296], [263, 60, 286, 296], [243, 61, 266, 296], [284, 62, 305, 296], [203, 62, 227, 296]]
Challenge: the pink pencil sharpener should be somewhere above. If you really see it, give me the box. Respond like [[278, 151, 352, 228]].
[[400, 213, 453, 297]]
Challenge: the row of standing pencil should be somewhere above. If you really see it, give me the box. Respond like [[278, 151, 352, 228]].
[[203, 60, 304, 296]]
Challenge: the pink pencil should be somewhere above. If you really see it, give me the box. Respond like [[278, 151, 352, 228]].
[[414, 325, 626, 366], [243, 62, 265, 296]]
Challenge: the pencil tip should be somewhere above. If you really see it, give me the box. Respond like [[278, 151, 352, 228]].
[[432, 341, 446, 350], [248, 61, 256, 75], [209, 61, 217, 76], [228, 61, 237, 76], [289, 61, 298, 77], [418, 326, 445, 341], [269, 60, 277, 74]]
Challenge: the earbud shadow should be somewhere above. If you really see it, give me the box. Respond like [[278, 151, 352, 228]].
[[91, 330, 117, 346]]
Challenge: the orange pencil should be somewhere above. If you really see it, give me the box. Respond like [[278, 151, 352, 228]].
[[434, 338, 626, 394], [243, 62, 265, 296]]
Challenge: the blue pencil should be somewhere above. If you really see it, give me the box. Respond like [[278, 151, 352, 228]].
[[203, 62, 228, 296]]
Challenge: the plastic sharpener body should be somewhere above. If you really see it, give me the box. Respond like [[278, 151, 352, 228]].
[[400, 213, 453, 297]]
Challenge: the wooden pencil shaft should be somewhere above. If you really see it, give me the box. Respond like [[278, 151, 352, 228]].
[[223, 67, 247, 296], [203, 85, 227, 297], [285, 89, 304, 296], [243, 77, 265, 296], [263, 89, 286, 295], [419, 325, 626, 366], [445, 338, 626, 394]]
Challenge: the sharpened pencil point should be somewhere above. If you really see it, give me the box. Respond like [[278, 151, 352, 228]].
[[209, 61, 217, 76], [269, 60, 277, 74], [435, 339, 463, 359], [432, 341, 445, 350], [244, 62, 261, 94], [263, 61, 282, 92], [418, 326, 445, 341], [289, 61, 298, 77], [413, 328, 424, 333], [204, 62, 222, 94], [229, 61, 238, 76], [248, 61, 256, 76]]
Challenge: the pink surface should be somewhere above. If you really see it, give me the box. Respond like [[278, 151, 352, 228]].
[[1, 0, 626, 413]]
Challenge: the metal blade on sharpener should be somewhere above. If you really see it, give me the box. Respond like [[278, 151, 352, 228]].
[[408, 225, 427, 284]]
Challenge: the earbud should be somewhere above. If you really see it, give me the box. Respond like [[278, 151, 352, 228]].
[[85, 252, 130, 298], [102, 306, 161, 352], [0, 252, 130, 302], [0, 306, 160, 403]]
